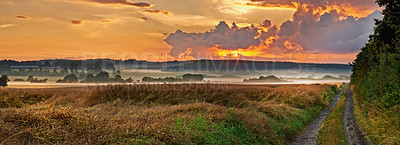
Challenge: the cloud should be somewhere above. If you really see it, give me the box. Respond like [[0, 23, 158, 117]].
[[140, 17, 148, 21], [277, 9, 381, 53], [164, 21, 262, 58], [261, 19, 271, 28], [144, 10, 171, 15], [71, 20, 83, 25], [0, 24, 17, 28], [84, 0, 151, 8], [250, 0, 377, 15], [164, 0, 382, 61], [16, 15, 30, 19]]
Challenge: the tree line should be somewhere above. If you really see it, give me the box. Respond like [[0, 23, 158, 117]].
[[56, 71, 133, 83], [351, 0, 400, 107], [141, 74, 205, 82]]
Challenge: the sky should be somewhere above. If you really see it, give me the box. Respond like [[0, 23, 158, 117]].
[[0, 0, 382, 63]]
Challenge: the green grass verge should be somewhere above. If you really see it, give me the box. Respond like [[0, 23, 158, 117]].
[[172, 113, 267, 145], [316, 90, 347, 145], [353, 92, 400, 144]]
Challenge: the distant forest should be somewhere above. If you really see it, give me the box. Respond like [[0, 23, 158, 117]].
[[0, 59, 352, 76]]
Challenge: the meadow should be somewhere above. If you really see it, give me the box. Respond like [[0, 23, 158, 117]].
[[0, 84, 338, 144]]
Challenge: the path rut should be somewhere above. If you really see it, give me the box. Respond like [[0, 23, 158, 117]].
[[343, 89, 371, 145], [291, 89, 343, 145]]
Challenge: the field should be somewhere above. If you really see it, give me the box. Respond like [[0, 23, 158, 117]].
[[0, 84, 337, 144]]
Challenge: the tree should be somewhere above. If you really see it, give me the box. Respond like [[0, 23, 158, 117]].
[[64, 74, 79, 83], [94, 71, 110, 82], [44, 61, 52, 67], [37, 62, 44, 73], [87, 61, 103, 74], [79, 74, 86, 80], [113, 75, 124, 82], [182, 74, 205, 81], [125, 77, 133, 83], [351, 0, 400, 107], [27, 75, 34, 82], [0, 75, 10, 87], [84, 73, 95, 82], [70, 62, 79, 73]]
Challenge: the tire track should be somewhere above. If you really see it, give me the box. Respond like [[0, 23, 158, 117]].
[[343, 89, 371, 145], [292, 89, 343, 145]]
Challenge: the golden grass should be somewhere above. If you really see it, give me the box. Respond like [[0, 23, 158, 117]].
[[0, 84, 335, 144]]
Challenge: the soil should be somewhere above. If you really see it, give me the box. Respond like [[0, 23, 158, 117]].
[[343, 89, 371, 145]]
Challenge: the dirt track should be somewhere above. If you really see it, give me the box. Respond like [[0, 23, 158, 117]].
[[343, 89, 371, 145], [292, 89, 343, 145]]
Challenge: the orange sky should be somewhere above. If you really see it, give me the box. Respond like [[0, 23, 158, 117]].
[[0, 0, 380, 63]]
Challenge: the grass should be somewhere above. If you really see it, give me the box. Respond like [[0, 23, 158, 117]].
[[352, 85, 400, 145], [0, 84, 338, 144], [316, 88, 347, 145]]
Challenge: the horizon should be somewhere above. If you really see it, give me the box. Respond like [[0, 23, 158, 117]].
[[0, 58, 352, 65]]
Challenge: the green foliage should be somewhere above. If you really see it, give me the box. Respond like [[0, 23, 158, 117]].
[[27, 75, 34, 81], [172, 113, 266, 145], [13, 78, 25, 82], [351, 0, 400, 108], [142, 76, 183, 82], [182, 73, 205, 81], [244, 75, 283, 82], [322, 85, 338, 103], [30, 78, 48, 83], [142, 73, 205, 82], [351, 1, 400, 144], [0, 75, 10, 87], [78, 71, 131, 83], [322, 75, 335, 79], [56, 74, 79, 83]]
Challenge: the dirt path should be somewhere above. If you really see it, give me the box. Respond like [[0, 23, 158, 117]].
[[343, 89, 371, 145], [292, 89, 343, 145]]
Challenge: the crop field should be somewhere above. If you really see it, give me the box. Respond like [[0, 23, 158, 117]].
[[0, 84, 337, 144]]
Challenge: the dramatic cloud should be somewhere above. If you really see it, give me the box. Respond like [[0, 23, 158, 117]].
[[249, 0, 378, 17], [164, 21, 262, 58], [84, 0, 151, 8], [164, 0, 382, 61], [281, 10, 381, 53], [144, 10, 171, 15], [71, 20, 83, 25], [16, 16, 30, 19]]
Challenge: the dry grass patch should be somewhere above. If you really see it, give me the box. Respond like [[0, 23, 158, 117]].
[[0, 84, 337, 144]]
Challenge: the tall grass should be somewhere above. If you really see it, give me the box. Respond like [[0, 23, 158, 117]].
[[316, 89, 347, 145], [0, 84, 337, 144], [352, 86, 400, 145]]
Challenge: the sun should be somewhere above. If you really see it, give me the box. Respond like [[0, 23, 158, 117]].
[[233, 51, 240, 57]]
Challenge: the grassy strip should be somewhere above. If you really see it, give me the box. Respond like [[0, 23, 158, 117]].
[[352, 90, 400, 144], [316, 89, 347, 145]]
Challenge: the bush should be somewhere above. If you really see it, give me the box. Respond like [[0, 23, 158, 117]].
[[13, 78, 25, 82], [56, 74, 79, 83], [0, 75, 10, 87]]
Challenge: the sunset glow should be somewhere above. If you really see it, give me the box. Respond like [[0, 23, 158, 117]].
[[0, 0, 381, 63]]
